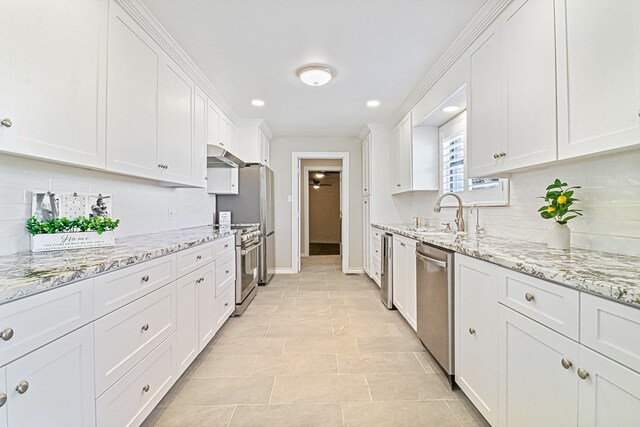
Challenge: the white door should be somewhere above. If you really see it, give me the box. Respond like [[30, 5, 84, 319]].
[[0, 0, 107, 169], [105, 1, 160, 179], [498, 305, 579, 427], [207, 100, 221, 147], [556, 0, 640, 159], [0, 366, 6, 427], [468, 25, 504, 178], [192, 87, 208, 186], [158, 57, 194, 184], [197, 266, 216, 352], [176, 271, 199, 376], [577, 345, 640, 427], [6, 325, 95, 427], [455, 256, 498, 426], [502, 0, 557, 170]]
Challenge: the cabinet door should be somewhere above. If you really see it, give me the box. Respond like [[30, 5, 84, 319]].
[[556, 0, 640, 159], [362, 135, 371, 196], [0, 0, 108, 169], [390, 125, 403, 193], [6, 325, 95, 427], [0, 366, 6, 427], [262, 135, 271, 166], [207, 100, 221, 147], [403, 238, 417, 331], [392, 238, 405, 312], [106, 2, 160, 179], [578, 345, 640, 427], [498, 305, 579, 427], [400, 114, 413, 191], [192, 87, 208, 186], [229, 122, 239, 154], [362, 197, 371, 274], [176, 270, 199, 376], [207, 168, 239, 194], [455, 256, 498, 426], [158, 57, 194, 184], [502, 0, 557, 170], [220, 114, 232, 151], [197, 266, 216, 352], [468, 26, 504, 178]]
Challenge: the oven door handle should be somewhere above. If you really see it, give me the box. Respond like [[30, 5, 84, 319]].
[[416, 251, 447, 268], [241, 241, 263, 256]]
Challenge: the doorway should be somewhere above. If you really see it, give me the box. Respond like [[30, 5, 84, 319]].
[[291, 152, 350, 273]]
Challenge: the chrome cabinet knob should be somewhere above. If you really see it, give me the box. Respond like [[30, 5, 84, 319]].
[[142, 275, 150, 283], [524, 292, 535, 302], [142, 384, 150, 392], [561, 358, 573, 369], [577, 368, 589, 380], [0, 393, 6, 407], [15, 381, 29, 394], [1, 118, 12, 128], [493, 153, 500, 159], [396, 184, 401, 187], [224, 302, 229, 307], [1, 328, 14, 341], [141, 323, 149, 331], [468, 328, 476, 335], [224, 244, 229, 248], [196, 255, 202, 260], [499, 152, 506, 157], [225, 270, 230, 274]]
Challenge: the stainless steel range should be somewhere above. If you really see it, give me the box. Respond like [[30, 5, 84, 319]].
[[215, 224, 262, 315]]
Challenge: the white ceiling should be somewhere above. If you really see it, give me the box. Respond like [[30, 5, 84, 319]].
[[141, 0, 487, 137]]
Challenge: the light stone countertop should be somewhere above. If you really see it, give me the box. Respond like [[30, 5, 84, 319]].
[[373, 223, 640, 309], [0, 226, 233, 305]]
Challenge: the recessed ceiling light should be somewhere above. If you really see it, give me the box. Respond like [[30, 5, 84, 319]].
[[315, 173, 325, 179], [296, 64, 335, 87], [366, 100, 380, 108], [442, 105, 461, 113], [313, 185, 320, 190], [251, 99, 265, 107]]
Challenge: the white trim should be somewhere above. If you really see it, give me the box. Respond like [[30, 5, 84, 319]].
[[346, 269, 365, 274], [303, 165, 343, 257], [274, 268, 296, 275], [292, 152, 350, 274]]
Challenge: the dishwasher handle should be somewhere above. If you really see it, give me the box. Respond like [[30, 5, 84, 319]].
[[416, 251, 448, 268]]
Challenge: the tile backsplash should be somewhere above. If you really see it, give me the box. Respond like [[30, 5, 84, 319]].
[[391, 148, 640, 257], [0, 153, 216, 256]]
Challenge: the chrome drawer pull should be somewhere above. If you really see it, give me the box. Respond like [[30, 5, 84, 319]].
[[468, 328, 476, 335], [0, 393, 6, 407], [1, 328, 14, 341], [196, 255, 202, 260], [561, 358, 573, 369], [141, 324, 150, 332], [15, 381, 29, 394], [577, 368, 589, 380], [142, 275, 150, 283], [142, 384, 150, 392], [1, 118, 12, 128], [524, 292, 534, 302], [225, 270, 230, 274], [224, 302, 229, 307]]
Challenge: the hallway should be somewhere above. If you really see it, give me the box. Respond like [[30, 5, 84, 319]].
[[144, 256, 488, 426]]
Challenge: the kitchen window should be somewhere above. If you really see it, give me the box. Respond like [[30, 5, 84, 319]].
[[440, 111, 509, 206]]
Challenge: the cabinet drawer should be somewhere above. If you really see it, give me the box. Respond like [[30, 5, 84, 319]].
[[498, 268, 579, 339], [214, 285, 235, 334], [215, 251, 236, 296], [176, 243, 213, 278], [94, 283, 176, 395], [94, 255, 176, 317], [581, 293, 640, 373], [96, 333, 176, 427], [0, 279, 93, 366], [213, 235, 235, 259], [371, 238, 382, 262], [371, 227, 383, 242], [372, 257, 381, 286]]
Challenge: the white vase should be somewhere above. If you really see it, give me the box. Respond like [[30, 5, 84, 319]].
[[547, 222, 570, 250]]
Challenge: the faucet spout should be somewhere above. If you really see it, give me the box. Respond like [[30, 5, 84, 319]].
[[433, 193, 466, 233]]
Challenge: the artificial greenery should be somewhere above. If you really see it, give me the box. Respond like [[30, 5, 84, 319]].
[[538, 179, 582, 225], [26, 216, 120, 236]]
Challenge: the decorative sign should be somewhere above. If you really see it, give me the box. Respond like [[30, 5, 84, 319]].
[[219, 211, 231, 227], [30, 231, 115, 253]]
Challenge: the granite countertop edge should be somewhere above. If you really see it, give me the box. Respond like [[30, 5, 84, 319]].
[[372, 223, 640, 309], [0, 226, 235, 306]]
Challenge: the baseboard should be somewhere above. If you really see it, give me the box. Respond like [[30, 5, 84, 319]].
[[274, 268, 296, 274], [346, 268, 365, 274]]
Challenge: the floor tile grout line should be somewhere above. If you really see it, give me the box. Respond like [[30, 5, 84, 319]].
[[226, 404, 238, 427], [444, 400, 465, 427], [267, 376, 277, 405], [362, 373, 374, 402]]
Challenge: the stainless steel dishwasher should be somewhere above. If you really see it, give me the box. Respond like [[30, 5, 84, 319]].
[[416, 242, 454, 385], [380, 233, 394, 309]]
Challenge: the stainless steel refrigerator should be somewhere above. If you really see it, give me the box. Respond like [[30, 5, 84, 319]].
[[217, 164, 275, 285]]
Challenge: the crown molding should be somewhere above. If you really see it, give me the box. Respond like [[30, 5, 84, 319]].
[[238, 119, 274, 140], [357, 123, 392, 140], [117, 0, 241, 124], [389, 0, 512, 127]]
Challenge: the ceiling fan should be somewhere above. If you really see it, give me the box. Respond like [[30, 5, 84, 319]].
[[309, 178, 331, 189]]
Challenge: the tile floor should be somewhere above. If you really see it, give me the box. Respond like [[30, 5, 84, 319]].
[[144, 255, 489, 427]]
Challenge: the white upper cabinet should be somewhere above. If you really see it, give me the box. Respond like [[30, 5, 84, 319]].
[[106, 1, 161, 180], [469, 0, 557, 177], [207, 100, 221, 148], [238, 125, 271, 165], [0, 0, 108, 169], [192, 87, 208, 186], [362, 134, 371, 196], [158, 57, 194, 184], [556, 0, 640, 159]]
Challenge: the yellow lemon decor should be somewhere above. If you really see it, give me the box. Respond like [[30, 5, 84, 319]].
[[546, 206, 556, 213], [557, 195, 567, 205]]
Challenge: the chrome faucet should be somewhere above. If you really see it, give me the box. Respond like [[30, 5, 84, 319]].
[[470, 204, 484, 235], [433, 193, 465, 233]]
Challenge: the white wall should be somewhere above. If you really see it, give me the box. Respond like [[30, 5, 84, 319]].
[[391, 148, 640, 257], [0, 153, 216, 256], [271, 137, 362, 272]]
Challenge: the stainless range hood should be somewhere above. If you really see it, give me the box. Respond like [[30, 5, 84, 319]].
[[207, 145, 246, 168]]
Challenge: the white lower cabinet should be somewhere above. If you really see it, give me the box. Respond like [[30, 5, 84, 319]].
[[0, 366, 5, 427], [176, 268, 200, 376], [363, 197, 371, 275], [392, 234, 417, 330], [5, 325, 96, 427], [455, 255, 498, 426], [196, 265, 216, 352]]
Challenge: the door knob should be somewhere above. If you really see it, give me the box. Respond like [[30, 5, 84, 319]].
[[524, 292, 535, 302], [561, 358, 573, 369], [1, 328, 14, 341], [15, 381, 29, 394], [577, 368, 589, 380], [1, 118, 12, 128]]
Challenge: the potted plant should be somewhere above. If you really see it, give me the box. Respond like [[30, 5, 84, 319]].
[[26, 216, 120, 252], [538, 179, 582, 250]]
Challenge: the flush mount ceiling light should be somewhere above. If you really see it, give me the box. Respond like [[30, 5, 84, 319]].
[[296, 64, 335, 87], [251, 99, 265, 107], [313, 185, 320, 190], [442, 105, 461, 113], [315, 172, 325, 179], [366, 100, 380, 108]]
